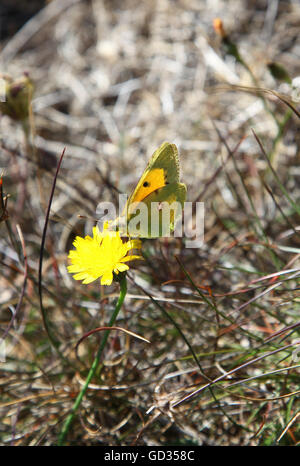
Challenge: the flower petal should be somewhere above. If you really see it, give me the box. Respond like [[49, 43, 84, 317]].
[[101, 271, 113, 286], [120, 255, 143, 263], [115, 263, 129, 273]]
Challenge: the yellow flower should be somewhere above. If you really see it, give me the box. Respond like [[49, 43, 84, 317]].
[[67, 224, 142, 286]]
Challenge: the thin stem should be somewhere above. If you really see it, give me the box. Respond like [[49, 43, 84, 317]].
[[57, 275, 127, 446], [269, 108, 293, 164], [38, 148, 66, 353]]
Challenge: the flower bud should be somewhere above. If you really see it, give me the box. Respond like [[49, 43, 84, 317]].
[[0, 73, 33, 122]]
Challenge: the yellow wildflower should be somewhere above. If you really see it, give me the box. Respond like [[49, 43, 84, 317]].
[[67, 224, 142, 286]]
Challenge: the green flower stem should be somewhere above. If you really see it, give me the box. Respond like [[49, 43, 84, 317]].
[[57, 275, 127, 446]]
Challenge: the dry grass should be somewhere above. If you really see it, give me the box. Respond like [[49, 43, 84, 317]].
[[0, 0, 300, 446]]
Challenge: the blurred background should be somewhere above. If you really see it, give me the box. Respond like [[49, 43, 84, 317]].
[[0, 0, 300, 446]]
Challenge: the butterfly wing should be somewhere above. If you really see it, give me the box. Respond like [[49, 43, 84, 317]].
[[126, 142, 180, 209], [113, 142, 186, 237], [127, 182, 187, 237]]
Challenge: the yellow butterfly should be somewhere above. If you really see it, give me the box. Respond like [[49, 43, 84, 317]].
[[113, 142, 187, 238]]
